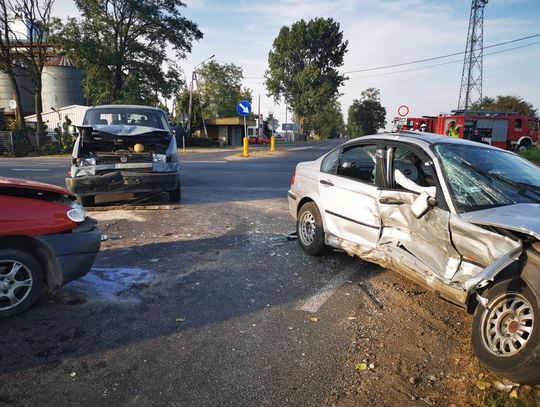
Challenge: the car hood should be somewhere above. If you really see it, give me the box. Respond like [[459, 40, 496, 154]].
[[461, 203, 540, 240], [91, 124, 170, 136], [0, 176, 74, 196]]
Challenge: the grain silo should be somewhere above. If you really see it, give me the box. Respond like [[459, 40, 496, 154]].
[[42, 54, 85, 112], [0, 68, 35, 115]]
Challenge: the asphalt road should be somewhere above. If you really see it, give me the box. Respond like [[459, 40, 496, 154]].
[[1, 140, 380, 406]]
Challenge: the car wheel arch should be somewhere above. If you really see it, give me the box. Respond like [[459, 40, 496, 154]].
[[0, 236, 62, 291], [465, 259, 539, 314], [297, 196, 329, 237], [297, 197, 315, 215]]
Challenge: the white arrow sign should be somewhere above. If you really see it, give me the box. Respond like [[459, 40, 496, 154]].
[[239, 103, 249, 114]]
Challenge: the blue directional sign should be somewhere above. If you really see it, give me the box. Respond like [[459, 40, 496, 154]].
[[236, 100, 252, 117]]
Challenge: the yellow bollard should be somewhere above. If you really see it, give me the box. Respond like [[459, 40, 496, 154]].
[[243, 136, 249, 157], [270, 135, 276, 152]]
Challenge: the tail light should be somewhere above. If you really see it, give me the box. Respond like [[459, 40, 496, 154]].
[[290, 172, 296, 186]]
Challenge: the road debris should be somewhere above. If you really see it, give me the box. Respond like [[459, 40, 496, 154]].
[[355, 363, 368, 371], [308, 316, 319, 322], [476, 380, 491, 390], [493, 380, 514, 392], [359, 282, 385, 309], [284, 231, 297, 241]]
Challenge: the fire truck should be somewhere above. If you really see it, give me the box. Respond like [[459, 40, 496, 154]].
[[398, 110, 539, 151]]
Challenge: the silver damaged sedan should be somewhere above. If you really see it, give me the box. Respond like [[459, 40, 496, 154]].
[[288, 132, 540, 384]]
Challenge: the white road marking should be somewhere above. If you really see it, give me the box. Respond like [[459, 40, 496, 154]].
[[11, 168, 51, 172], [182, 160, 227, 164], [297, 270, 355, 313], [288, 146, 314, 151]]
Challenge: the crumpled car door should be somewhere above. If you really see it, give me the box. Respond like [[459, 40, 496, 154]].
[[376, 146, 461, 281], [378, 188, 462, 280]]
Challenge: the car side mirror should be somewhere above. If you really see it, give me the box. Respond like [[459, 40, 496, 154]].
[[341, 161, 352, 169], [411, 191, 438, 219]]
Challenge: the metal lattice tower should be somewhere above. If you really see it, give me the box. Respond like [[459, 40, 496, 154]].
[[458, 0, 488, 110]]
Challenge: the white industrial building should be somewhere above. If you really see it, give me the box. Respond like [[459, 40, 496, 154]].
[[25, 105, 89, 132]]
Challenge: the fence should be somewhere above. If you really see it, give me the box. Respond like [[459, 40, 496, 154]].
[[0, 131, 14, 155]]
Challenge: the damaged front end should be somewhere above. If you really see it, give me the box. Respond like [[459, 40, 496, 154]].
[[66, 125, 180, 197]]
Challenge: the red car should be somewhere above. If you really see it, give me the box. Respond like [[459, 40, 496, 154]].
[[248, 136, 270, 145], [0, 177, 101, 318]]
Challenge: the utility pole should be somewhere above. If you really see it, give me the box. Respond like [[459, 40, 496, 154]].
[[257, 94, 261, 137], [193, 71, 209, 138], [285, 106, 288, 142], [458, 0, 488, 110], [187, 54, 215, 138]]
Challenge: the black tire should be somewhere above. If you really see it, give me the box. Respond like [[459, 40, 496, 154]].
[[80, 195, 95, 207], [0, 249, 44, 319], [518, 139, 532, 152], [169, 180, 181, 203], [296, 202, 327, 256], [471, 278, 540, 384]]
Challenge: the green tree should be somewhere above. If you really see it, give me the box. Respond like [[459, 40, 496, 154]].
[[311, 99, 345, 139], [265, 18, 348, 135], [173, 88, 205, 133], [347, 88, 387, 137], [52, 0, 203, 105], [197, 61, 252, 119], [1, 0, 55, 136], [470, 95, 537, 117]]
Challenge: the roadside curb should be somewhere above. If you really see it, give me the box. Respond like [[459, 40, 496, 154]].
[[224, 150, 287, 161]]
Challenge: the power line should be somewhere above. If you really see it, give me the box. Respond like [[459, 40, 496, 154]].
[[242, 34, 540, 80], [342, 33, 540, 74], [347, 41, 540, 80]]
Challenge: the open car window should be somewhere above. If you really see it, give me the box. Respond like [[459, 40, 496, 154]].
[[337, 145, 377, 185], [392, 148, 437, 189]]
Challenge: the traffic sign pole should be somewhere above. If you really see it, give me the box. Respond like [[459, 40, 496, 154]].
[[243, 115, 249, 157], [237, 100, 252, 158]]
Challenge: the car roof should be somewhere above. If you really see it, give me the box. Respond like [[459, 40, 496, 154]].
[[345, 131, 503, 152], [88, 104, 163, 111]]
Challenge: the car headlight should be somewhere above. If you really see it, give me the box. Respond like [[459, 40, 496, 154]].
[[153, 153, 167, 163], [67, 203, 86, 222], [75, 157, 96, 167]]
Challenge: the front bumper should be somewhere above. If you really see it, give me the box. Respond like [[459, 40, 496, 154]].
[[38, 217, 101, 287], [65, 171, 180, 196]]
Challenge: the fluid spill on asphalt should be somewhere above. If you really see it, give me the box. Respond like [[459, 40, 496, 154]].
[[64, 267, 153, 304]]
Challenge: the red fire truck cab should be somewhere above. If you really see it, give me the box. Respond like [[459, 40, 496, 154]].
[[399, 110, 539, 151]]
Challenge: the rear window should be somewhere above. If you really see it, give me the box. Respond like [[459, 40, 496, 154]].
[[84, 108, 169, 130]]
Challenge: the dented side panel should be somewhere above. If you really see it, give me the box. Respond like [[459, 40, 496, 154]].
[[449, 214, 522, 284], [378, 189, 462, 281], [319, 174, 381, 250]]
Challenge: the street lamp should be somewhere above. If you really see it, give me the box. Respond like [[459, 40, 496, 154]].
[[187, 54, 215, 139]]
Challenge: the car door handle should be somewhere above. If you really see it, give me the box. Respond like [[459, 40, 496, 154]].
[[320, 179, 334, 187], [379, 197, 404, 205]]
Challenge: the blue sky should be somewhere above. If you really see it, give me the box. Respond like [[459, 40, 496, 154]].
[[55, 0, 540, 127]]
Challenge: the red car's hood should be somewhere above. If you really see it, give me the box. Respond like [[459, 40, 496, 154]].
[[0, 177, 74, 197]]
